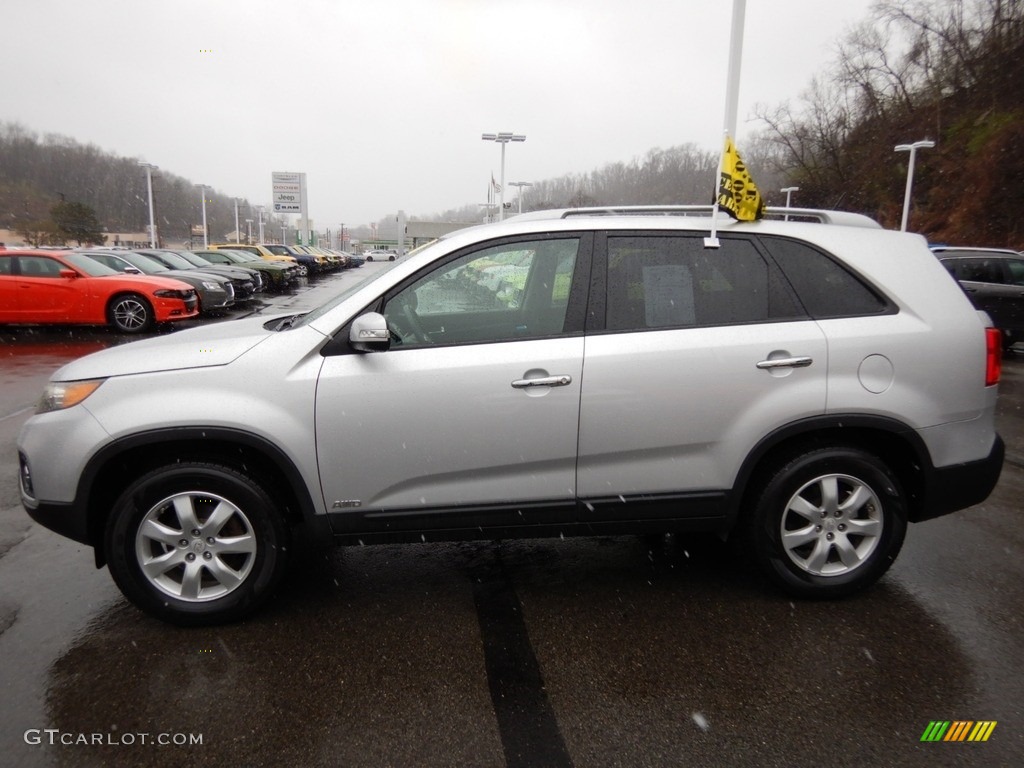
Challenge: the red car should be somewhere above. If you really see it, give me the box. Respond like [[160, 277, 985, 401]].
[[0, 249, 199, 333]]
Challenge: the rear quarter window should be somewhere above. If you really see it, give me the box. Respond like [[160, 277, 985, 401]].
[[761, 237, 889, 318]]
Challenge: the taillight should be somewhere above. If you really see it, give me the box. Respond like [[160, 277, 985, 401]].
[[985, 328, 1002, 386]]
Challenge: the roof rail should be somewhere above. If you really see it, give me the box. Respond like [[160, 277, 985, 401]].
[[555, 205, 881, 228]]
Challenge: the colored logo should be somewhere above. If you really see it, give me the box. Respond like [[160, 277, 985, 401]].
[[921, 721, 997, 742]]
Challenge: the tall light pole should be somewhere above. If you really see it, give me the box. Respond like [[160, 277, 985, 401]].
[[780, 186, 799, 221], [234, 198, 241, 244], [895, 139, 935, 232], [257, 206, 265, 244], [245, 218, 253, 244], [509, 181, 533, 215], [195, 184, 209, 248], [139, 162, 158, 247], [482, 132, 526, 221]]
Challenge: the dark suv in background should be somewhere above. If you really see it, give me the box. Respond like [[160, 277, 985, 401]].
[[933, 246, 1024, 350]]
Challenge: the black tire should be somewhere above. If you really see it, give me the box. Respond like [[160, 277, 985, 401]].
[[104, 463, 289, 626], [107, 293, 154, 333], [747, 446, 907, 598]]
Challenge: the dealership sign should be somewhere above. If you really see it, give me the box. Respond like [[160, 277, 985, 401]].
[[272, 172, 304, 213]]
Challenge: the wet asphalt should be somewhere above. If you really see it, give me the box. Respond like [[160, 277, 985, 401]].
[[1, 268, 1022, 767]]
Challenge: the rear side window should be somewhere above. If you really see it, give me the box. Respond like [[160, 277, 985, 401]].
[[954, 258, 1005, 284], [0, 256, 11, 275], [605, 235, 800, 331], [763, 237, 888, 318], [1007, 259, 1024, 286]]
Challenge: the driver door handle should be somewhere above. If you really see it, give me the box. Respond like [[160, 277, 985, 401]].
[[756, 356, 813, 370], [511, 375, 573, 389]]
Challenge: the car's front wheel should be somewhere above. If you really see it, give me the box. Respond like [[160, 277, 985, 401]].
[[104, 463, 289, 625], [107, 293, 154, 333], [748, 446, 907, 597]]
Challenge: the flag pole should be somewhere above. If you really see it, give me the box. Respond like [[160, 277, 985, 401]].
[[706, 0, 747, 249]]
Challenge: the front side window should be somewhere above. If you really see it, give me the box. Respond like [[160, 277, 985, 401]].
[[17, 256, 65, 278], [383, 238, 580, 347], [605, 235, 800, 331]]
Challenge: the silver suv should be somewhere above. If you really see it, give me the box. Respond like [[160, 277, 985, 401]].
[[18, 207, 1005, 625]]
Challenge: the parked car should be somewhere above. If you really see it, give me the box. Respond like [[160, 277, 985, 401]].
[[293, 245, 345, 271], [158, 249, 267, 294], [81, 250, 235, 314], [136, 249, 263, 300], [931, 246, 1024, 349], [340, 251, 365, 267], [0, 249, 198, 333], [364, 249, 397, 261], [18, 207, 1004, 625], [208, 243, 303, 275], [192, 249, 297, 291], [272, 245, 321, 275]]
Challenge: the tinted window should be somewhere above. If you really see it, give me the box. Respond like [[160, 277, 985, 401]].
[[1007, 259, 1024, 286], [605, 235, 800, 331], [956, 258, 1005, 284], [763, 237, 888, 318], [0, 256, 11, 275], [17, 256, 64, 277]]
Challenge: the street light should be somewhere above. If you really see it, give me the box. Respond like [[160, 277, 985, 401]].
[[234, 199, 241, 244], [509, 181, 533, 215], [257, 206, 265, 244], [780, 186, 799, 221], [482, 132, 526, 221], [245, 218, 253, 245], [138, 162, 158, 247], [195, 184, 209, 248], [894, 139, 935, 232]]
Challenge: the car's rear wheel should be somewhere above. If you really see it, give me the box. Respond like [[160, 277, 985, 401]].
[[748, 446, 907, 597], [105, 463, 289, 625], [107, 293, 154, 333]]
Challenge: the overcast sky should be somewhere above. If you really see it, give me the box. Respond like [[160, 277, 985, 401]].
[[6, 0, 877, 228]]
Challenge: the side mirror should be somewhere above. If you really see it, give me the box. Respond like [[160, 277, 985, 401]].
[[349, 312, 391, 353], [123, 267, 143, 275], [58, 269, 78, 279]]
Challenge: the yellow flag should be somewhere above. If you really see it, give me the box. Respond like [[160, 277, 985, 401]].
[[717, 137, 765, 221]]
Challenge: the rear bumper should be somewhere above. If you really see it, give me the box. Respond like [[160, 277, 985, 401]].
[[915, 434, 1004, 522]]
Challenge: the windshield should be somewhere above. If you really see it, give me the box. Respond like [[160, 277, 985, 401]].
[[146, 250, 193, 270], [293, 258, 405, 327], [116, 251, 170, 273], [63, 252, 121, 276], [172, 250, 213, 267]]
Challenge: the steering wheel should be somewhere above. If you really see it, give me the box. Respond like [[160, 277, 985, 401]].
[[391, 294, 432, 345]]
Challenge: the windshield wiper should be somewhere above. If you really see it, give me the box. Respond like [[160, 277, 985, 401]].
[[271, 314, 305, 331]]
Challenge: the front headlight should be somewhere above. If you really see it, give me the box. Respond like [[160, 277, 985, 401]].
[[37, 379, 106, 413], [201, 281, 221, 290]]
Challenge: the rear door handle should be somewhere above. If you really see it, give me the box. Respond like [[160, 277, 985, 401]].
[[511, 375, 573, 389], [756, 357, 813, 370]]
